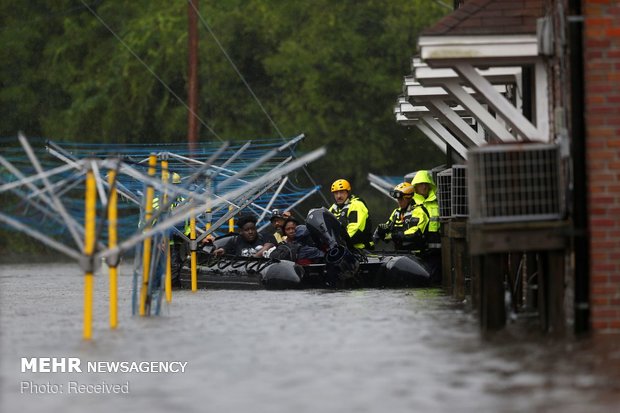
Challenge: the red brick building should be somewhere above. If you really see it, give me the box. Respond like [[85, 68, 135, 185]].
[[582, 0, 620, 332], [399, 0, 620, 334]]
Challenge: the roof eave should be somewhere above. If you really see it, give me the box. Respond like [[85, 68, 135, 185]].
[[418, 34, 539, 67]]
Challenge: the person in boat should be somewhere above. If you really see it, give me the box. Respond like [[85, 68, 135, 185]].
[[213, 213, 276, 258], [282, 216, 298, 243], [262, 208, 291, 244], [328, 178, 374, 250], [294, 224, 326, 264], [373, 182, 429, 253], [269, 217, 325, 264], [140, 171, 184, 227], [269, 216, 299, 260], [411, 170, 442, 285]]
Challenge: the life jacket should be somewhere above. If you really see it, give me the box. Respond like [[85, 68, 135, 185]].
[[328, 194, 374, 249], [412, 170, 440, 250], [388, 202, 429, 251], [153, 196, 190, 239]]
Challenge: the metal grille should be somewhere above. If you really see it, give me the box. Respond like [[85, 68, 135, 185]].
[[451, 165, 468, 217], [436, 168, 452, 218], [468, 143, 562, 223]]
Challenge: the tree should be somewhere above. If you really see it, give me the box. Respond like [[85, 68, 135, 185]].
[[1, 0, 449, 207]]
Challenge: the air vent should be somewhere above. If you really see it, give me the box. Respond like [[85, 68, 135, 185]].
[[468, 144, 563, 223]]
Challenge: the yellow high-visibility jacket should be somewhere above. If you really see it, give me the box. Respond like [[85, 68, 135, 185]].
[[412, 170, 441, 249], [328, 194, 374, 249]]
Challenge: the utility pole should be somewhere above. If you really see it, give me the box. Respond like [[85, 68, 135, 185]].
[[187, 0, 199, 153]]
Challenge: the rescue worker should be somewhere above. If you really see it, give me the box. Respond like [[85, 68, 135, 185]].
[[155, 171, 186, 287], [373, 182, 428, 252], [328, 178, 374, 250], [140, 171, 183, 227], [137, 170, 185, 295], [152, 171, 187, 234], [411, 170, 442, 284]]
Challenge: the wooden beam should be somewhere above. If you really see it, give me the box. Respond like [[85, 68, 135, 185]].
[[427, 98, 486, 147], [421, 115, 468, 159], [454, 63, 543, 141], [443, 79, 516, 142], [468, 221, 569, 255], [414, 122, 448, 155]]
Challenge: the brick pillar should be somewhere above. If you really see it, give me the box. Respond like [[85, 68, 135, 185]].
[[584, 0, 620, 333]]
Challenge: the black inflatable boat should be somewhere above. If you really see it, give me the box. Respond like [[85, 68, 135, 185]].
[[178, 208, 430, 290]]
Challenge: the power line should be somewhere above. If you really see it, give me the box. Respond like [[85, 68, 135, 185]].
[[431, 0, 453, 11], [79, 0, 224, 143], [187, 0, 285, 140], [188, 0, 330, 206], [81, 0, 329, 206]]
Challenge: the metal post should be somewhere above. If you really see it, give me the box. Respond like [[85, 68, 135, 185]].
[[140, 154, 157, 316], [83, 168, 97, 340], [108, 170, 118, 329], [162, 160, 173, 303], [228, 205, 235, 232], [190, 211, 197, 292]]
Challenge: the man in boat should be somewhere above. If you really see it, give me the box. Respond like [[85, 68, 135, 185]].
[[328, 178, 374, 250], [213, 213, 276, 258], [411, 170, 442, 285], [373, 182, 429, 253], [262, 208, 291, 244]]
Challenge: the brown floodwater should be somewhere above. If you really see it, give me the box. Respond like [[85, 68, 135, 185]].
[[1, 262, 618, 413]]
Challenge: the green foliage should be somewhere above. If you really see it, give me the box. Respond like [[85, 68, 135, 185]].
[[1, 0, 449, 203]]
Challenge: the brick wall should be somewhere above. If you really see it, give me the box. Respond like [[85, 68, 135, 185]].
[[584, 0, 620, 333]]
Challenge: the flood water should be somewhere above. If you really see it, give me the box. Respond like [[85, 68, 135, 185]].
[[1, 262, 619, 413]]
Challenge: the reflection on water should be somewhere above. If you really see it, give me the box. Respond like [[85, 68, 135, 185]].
[[1, 262, 619, 413]]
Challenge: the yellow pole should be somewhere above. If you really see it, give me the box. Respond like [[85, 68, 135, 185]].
[[83, 169, 97, 340], [228, 205, 235, 232], [108, 170, 118, 329], [206, 203, 212, 232], [165, 245, 172, 302], [190, 211, 197, 292], [162, 160, 172, 303], [205, 197, 212, 239], [206, 178, 213, 232], [205, 181, 213, 240], [140, 154, 157, 316]]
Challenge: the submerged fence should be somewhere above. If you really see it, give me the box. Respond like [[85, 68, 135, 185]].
[[0, 133, 325, 340]]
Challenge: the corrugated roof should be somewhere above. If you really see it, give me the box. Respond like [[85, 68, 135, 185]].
[[422, 0, 545, 36]]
